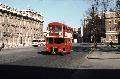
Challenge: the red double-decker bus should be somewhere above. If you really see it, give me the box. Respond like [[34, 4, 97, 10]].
[[45, 22, 73, 55]]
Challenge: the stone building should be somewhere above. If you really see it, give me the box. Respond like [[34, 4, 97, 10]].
[[105, 11, 120, 43], [0, 3, 44, 48], [83, 11, 120, 44]]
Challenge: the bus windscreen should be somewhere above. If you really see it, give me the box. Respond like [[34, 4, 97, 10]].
[[54, 38, 64, 44], [47, 38, 53, 44]]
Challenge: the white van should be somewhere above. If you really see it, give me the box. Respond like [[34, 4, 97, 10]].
[[32, 39, 40, 47], [32, 39, 45, 47]]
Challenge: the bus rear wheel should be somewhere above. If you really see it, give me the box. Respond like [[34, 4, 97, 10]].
[[68, 52, 71, 54]]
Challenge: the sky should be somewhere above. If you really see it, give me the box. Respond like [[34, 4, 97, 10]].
[[0, 0, 90, 31]]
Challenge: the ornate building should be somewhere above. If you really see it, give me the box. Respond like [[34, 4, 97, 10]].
[[0, 3, 44, 48]]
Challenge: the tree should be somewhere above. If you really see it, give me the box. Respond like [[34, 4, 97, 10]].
[[82, 0, 114, 49], [87, 0, 114, 11]]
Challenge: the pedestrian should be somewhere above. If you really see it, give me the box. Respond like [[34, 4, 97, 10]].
[[109, 41, 113, 47]]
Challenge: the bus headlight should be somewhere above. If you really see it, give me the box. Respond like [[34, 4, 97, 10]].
[[59, 49, 62, 52]]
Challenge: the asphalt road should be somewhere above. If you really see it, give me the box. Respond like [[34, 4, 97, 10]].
[[4, 46, 90, 69], [1, 45, 120, 69], [1, 46, 120, 79]]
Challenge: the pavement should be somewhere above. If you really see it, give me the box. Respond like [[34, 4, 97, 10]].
[[87, 52, 120, 59], [3, 46, 32, 50], [86, 46, 120, 59], [0, 46, 34, 52]]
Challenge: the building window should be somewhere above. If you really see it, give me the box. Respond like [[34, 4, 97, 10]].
[[116, 27, 117, 31], [109, 21, 111, 24], [20, 21, 21, 25], [109, 36, 112, 40], [111, 36, 112, 39], [110, 27, 111, 31], [115, 35, 118, 40], [114, 20, 117, 24]]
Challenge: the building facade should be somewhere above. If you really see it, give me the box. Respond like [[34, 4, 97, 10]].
[[0, 3, 44, 48], [105, 11, 120, 43], [72, 27, 82, 43]]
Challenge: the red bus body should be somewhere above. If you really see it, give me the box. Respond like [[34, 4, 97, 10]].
[[45, 22, 73, 55]]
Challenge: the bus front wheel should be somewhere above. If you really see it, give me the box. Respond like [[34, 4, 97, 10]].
[[61, 52, 66, 56]]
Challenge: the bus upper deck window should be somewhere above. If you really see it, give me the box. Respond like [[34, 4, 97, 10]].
[[55, 26, 62, 31], [49, 26, 52, 30], [49, 26, 55, 30]]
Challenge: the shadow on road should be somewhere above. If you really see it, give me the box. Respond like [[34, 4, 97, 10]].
[[37, 51, 44, 54], [0, 65, 120, 79], [98, 46, 120, 52], [37, 51, 63, 56], [72, 46, 91, 52]]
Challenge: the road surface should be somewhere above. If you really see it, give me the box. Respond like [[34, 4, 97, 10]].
[[0, 46, 89, 69], [0, 45, 120, 79]]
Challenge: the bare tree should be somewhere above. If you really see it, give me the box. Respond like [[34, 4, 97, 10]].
[[82, 0, 114, 49], [87, 0, 114, 10]]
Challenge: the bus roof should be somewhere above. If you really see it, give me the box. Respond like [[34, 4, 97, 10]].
[[48, 22, 64, 26]]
